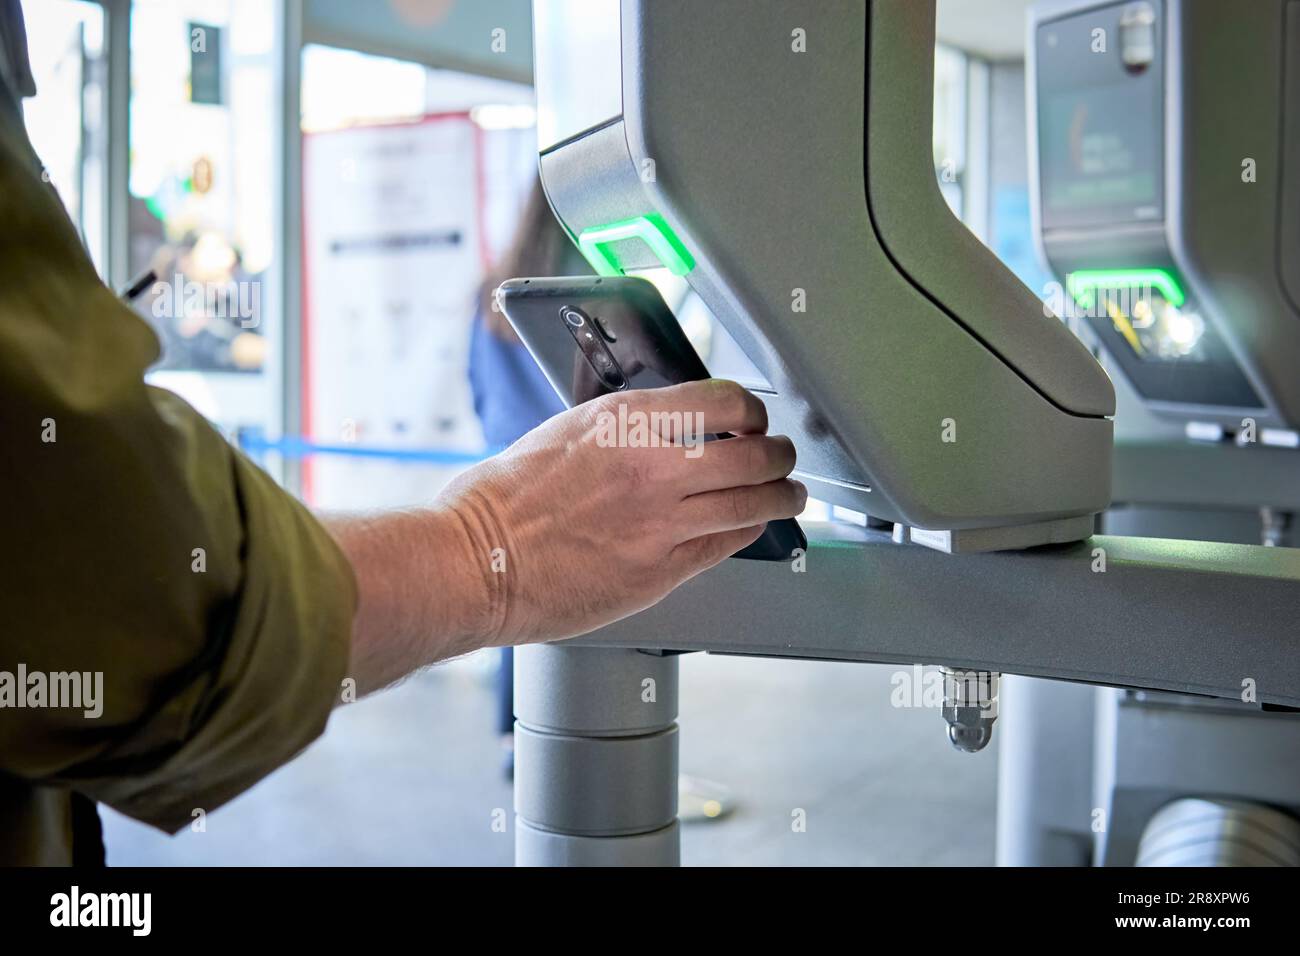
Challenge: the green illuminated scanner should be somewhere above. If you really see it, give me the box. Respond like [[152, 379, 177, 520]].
[[577, 214, 696, 278]]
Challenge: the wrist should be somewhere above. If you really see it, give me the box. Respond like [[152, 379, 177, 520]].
[[435, 488, 510, 651], [322, 500, 509, 695]]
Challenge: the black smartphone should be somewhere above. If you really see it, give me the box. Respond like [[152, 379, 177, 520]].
[[496, 275, 806, 562]]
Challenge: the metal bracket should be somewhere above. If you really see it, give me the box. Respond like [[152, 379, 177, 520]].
[[570, 522, 1300, 708]]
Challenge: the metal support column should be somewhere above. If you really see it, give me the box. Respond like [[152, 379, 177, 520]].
[[514, 644, 679, 866], [102, 0, 131, 292], [274, 0, 304, 494]]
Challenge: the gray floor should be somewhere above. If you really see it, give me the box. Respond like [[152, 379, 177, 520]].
[[102, 654, 997, 866]]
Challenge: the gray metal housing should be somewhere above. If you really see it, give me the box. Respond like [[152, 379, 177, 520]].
[[535, 0, 1115, 535]]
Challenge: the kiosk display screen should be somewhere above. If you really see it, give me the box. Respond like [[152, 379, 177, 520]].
[[1037, 4, 1165, 230]]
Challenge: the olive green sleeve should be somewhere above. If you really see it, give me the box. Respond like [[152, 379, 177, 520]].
[[0, 84, 356, 833]]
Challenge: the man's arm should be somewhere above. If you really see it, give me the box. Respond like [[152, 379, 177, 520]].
[[0, 65, 802, 828], [327, 380, 806, 697]]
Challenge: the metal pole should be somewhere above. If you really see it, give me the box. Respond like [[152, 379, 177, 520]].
[[102, 0, 131, 292], [514, 644, 679, 866], [274, 0, 304, 495]]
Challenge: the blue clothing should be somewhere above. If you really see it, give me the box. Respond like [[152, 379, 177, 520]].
[[468, 310, 566, 448], [467, 308, 567, 743]]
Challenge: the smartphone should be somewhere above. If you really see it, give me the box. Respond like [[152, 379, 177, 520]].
[[496, 275, 806, 562]]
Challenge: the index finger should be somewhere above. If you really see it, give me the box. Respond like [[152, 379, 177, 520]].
[[638, 379, 769, 439]]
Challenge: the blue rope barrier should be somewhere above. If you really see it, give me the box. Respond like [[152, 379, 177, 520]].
[[238, 429, 500, 465]]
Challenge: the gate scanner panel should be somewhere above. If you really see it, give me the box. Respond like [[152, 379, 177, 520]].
[[534, 0, 1116, 550]]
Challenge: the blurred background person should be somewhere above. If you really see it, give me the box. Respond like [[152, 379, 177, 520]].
[[469, 178, 589, 778]]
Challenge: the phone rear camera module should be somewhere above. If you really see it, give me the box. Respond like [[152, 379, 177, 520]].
[[561, 307, 586, 329]]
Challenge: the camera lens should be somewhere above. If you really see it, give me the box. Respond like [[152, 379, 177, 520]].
[[592, 316, 617, 342], [593, 351, 612, 368], [562, 307, 586, 329]]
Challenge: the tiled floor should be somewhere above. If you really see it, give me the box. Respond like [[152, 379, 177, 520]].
[[102, 653, 997, 866]]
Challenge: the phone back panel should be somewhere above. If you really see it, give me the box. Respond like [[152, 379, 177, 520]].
[[498, 276, 702, 404]]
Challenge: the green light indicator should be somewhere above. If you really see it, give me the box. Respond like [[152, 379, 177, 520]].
[[1066, 268, 1185, 310], [577, 213, 696, 277]]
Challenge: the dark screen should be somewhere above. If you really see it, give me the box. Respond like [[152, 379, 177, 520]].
[[1037, 1, 1165, 230]]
